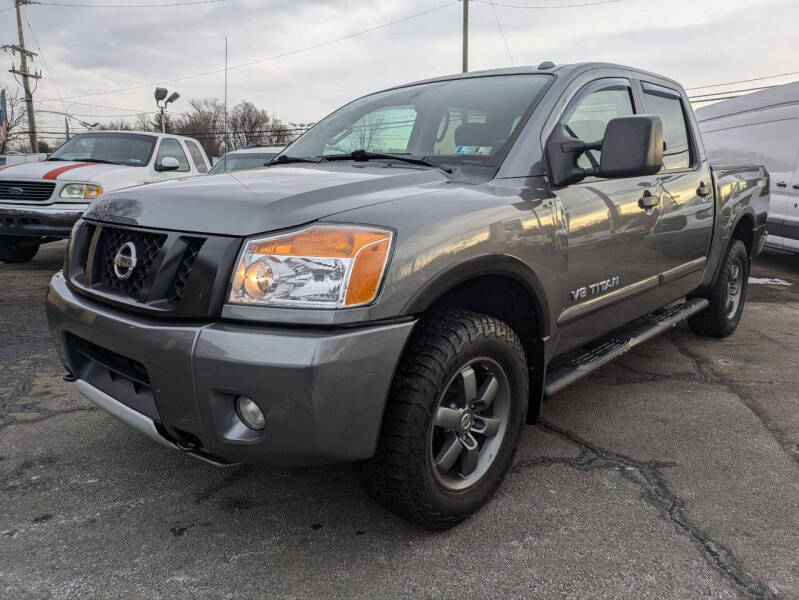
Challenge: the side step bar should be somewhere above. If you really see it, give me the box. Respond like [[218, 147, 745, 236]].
[[544, 298, 709, 398]]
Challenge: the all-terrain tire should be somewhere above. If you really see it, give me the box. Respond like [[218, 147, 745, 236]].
[[688, 239, 749, 337], [0, 236, 39, 263], [359, 310, 529, 530]]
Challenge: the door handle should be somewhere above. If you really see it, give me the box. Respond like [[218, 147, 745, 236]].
[[696, 183, 712, 197], [638, 191, 660, 209], [792, 184, 799, 190], [776, 181, 787, 187]]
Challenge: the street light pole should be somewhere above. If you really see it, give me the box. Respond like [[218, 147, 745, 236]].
[[462, 0, 469, 73]]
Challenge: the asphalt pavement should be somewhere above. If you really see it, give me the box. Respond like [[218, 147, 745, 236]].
[[1, 242, 797, 600]]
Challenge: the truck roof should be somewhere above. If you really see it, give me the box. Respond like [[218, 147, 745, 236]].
[[73, 130, 201, 142], [386, 62, 684, 93]]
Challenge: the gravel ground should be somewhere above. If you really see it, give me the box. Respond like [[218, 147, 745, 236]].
[[1, 242, 797, 600]]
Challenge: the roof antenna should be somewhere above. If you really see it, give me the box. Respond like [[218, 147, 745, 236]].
[[538, 61, 556, 70], [223, 36, 228, 172]]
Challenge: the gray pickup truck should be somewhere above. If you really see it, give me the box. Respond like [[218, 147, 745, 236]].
[[46, 62, 768, 529]]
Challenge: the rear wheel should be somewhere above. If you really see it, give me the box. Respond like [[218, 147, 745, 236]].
[[0, 236, 40, 263], [688, 239, 749, 337], [359, 310, 528, 530]]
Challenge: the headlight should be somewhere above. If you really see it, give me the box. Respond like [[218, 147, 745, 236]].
[[228, 225, 393, 308], [60, 183, 103, 200]]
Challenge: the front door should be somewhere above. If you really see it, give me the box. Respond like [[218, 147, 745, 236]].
[[553, 78, 662, 351], [152, 138, 192, 181]]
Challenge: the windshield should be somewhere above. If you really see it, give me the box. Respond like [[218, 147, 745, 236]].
[[285, 74, 551, 166], [49, 133, 156, 167], [208, 153, 278, 174]]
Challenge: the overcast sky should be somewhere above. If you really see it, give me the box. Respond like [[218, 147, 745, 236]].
[[1, 0, 798, 139]]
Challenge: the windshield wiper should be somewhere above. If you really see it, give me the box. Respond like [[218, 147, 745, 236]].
[[267, 154, 319, 166], [321, 149, 452, 174]]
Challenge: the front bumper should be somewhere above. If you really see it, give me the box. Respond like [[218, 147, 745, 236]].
[[0, 203, 85, 238], [46, 272, 415, 466]]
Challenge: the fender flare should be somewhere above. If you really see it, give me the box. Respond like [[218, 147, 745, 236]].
[[401, 253, 551, 338]]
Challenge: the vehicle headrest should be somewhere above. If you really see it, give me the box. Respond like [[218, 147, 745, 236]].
[[454, 122, 495, 147]]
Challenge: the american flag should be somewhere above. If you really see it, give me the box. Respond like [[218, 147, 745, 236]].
[[0, 89, 7, 145]]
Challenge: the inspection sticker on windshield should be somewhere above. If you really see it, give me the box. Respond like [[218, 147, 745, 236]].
[[455, 145, 493, 155]]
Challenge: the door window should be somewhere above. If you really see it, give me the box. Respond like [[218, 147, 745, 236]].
[[155, 138, 190, 172], [561, 79, 635, 170], [642, 82, 692, 170], [186, 140, 208, 173]]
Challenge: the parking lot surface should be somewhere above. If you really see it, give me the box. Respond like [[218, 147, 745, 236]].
[[1, 242, 797, 600]]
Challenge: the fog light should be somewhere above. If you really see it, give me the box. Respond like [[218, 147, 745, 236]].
[[236, 396, 266, 430]]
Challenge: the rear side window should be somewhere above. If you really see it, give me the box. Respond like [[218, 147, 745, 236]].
[[186, 140, 208, 173], [642, 83, 692, 170], [155, 138, 190, 172], [561, 79, 635, 170]]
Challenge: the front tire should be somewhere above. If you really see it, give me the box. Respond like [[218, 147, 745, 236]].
[[688, 239, 749, 337], [359, 310, 528, 530], [0, 236, 40, 263]]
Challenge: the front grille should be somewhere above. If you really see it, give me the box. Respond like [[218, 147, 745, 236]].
[[98, 227, 167, 296], [67, 221, 240, 318], [0, 180, 56, 202], [168, 238, 204, 304]]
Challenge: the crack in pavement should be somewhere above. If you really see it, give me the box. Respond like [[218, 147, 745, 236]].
[[515, 420, 779, 600], [670, 337, 799, 464], [194, 465, 253, 504]]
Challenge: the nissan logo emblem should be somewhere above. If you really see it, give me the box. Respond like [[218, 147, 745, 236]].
[[9, 186, 24, 195], [113, 242, 138, 280]]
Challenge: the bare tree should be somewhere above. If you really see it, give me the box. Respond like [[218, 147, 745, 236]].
[[90, 97, 298, 156], [172, 98, 226, 157], [229, 101, 270, 148], [1, 88, 29, 153], [95, 119, 134, 131]]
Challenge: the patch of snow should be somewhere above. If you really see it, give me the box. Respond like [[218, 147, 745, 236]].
[[749, 277, 792, 286]]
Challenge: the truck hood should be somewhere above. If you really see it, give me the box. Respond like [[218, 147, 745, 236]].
[[84, 164, 448, 236], [0, 160, 136, 185]]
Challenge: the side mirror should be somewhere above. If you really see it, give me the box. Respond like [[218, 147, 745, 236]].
[[545, 115, 663, 187], [156, 156, 180, 172], [599, 115, 663, 178]]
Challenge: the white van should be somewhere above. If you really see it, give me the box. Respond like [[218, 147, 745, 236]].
[[696, 81, 799, 252]]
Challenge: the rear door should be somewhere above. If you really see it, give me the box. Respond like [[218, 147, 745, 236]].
[[552, 77, 661, 348], [638, 81, 715, 304], [185, 139, 209, 174]]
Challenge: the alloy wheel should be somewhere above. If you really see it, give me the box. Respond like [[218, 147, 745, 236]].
[[430, 357, 511, 491]]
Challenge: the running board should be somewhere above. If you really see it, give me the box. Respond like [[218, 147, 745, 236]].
[[544, 298, 709, 398]]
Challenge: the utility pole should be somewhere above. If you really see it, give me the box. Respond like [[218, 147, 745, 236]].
[[4, 0, 41, 152], [462, 0, 469, 73]]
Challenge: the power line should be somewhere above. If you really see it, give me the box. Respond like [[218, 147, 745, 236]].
[[685, 70, 799, 91], [472, 0, 622, 8], [29, 0, 227, 7], [21, 4, 67, 118], [687, 83, 792, 100], [487, 0, 514, 65], [49, 1, 460, 101]]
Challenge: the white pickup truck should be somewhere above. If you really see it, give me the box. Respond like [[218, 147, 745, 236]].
[[0, 131, 210, 262]]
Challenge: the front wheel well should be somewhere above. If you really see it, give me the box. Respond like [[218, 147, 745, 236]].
[[731, 215, 754, 257], [423, 274, 545, 423]]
